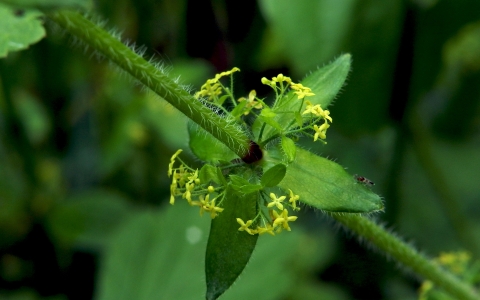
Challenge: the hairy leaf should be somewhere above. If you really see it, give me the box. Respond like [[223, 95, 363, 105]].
[[205, 186, 258, 300], [270, 147, 383, 213], [261, 163, 287, 187], [0, 3, 44, 57]]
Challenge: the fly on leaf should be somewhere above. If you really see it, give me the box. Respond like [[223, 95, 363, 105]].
[[354, 174, 374, 187]]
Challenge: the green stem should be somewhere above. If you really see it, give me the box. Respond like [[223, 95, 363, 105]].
[[332, 214, 478, 300], [47, 10, 251, 158]]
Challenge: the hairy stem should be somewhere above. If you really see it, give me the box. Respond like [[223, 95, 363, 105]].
[[333, 214, 478, 300], [47, 10, 251, 158]]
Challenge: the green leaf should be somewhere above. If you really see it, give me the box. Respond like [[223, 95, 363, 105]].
[[275, 147, 383, 213], [229, 174, 263, 194], [45, 189, 131, 248], [253, 54, 351, 142], [230, 99, 247, 119], [259, 0, 356, 75], [0, 0, 91, 10], [96, 201, 335, 300], [281, 136, 296, 162], [261, 163, 287, 187], [0, 3, 45, 58], [200, 164, 223, 184], [205, 186, 258, 300], [188, 121, 238, 163], [96, 202, 211, 300]]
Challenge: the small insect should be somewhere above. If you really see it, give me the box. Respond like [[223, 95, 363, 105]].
[[354, 174, 375, 187]]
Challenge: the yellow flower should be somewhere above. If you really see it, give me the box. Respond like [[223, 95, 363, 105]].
[[194, 67, 240, 100], [313, 122, 330, 141], [191, 194, 209, 216], [294, 89, 315, 100], [195, 80, 222, 100], [271, 74, 292, 84], [288, 189, 300, 211], [236, 218, 255, 235], [272, 209, 298, 231], [267, 193, 286, 211], [290, 83, 315, 99], [238, 90, 263, 115], [257, 224, 275, 236], [183, 182, 195, 204], [207, 198, 224, 219], [261, 77, 275, 88], [169, 173, 178, 205], [302, 100, 324, 117], [418, 280, 434, 300], [323, 109, 332, 123], [188, 169, 200, 185], [168, 149, 183, 176], [214, 67, 240, 82]]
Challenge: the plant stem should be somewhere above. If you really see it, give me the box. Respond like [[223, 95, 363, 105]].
[[332, 214, 478, 300], [47, 10, 251, 158]]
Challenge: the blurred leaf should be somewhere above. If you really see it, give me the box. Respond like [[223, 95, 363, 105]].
[[331, 0, 404, 134], [95, 202, 211, 300], [0, 0, 91, 10], [188, 121, 237, 163], [259, 0, 356, 75], [0, 3, 44, 57], [144, 95, 189, 150], [261, 163, 286, 187], [199, 164, 224, 185], [281, 136, 296, 162], [272, 147, 383, 212], [45, 189, 131, 248], [433, 21, 480, 140], [443, 21, 480, 72], [13, 90, 50, 145], [96, 199, 342, 300], [205, 186, 258, 300], [229, 174, 263, 194], [0, 152, 29, 246]]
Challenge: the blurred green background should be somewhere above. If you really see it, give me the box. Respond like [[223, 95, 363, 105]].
[[1, 0, 480, 299]]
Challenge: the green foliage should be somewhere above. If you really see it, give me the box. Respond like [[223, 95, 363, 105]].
[[0, 0, 90, 10], [45, 189, 131, 248], [205, 186, 259, 300], [261, 163, 286, 187], [252, 54, 351, 142], [2, 1, 480, 300], [188, 121, 238, 163], [275, 147, 383, 212], [0, 3, 44, 57], [259, 0, 355, 75]]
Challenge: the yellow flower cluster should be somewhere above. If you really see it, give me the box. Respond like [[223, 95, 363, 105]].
[[168, 149, 224, 219], [194, 67, 240, 100], [261, 73, 292, 87], [261, 74, 315, 100], [237, 90, 263, 115], [236, 189, 300, 236], [260, 73, 332, 142], [302, 100, 332, 142], [419, 251, 475, 300]]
